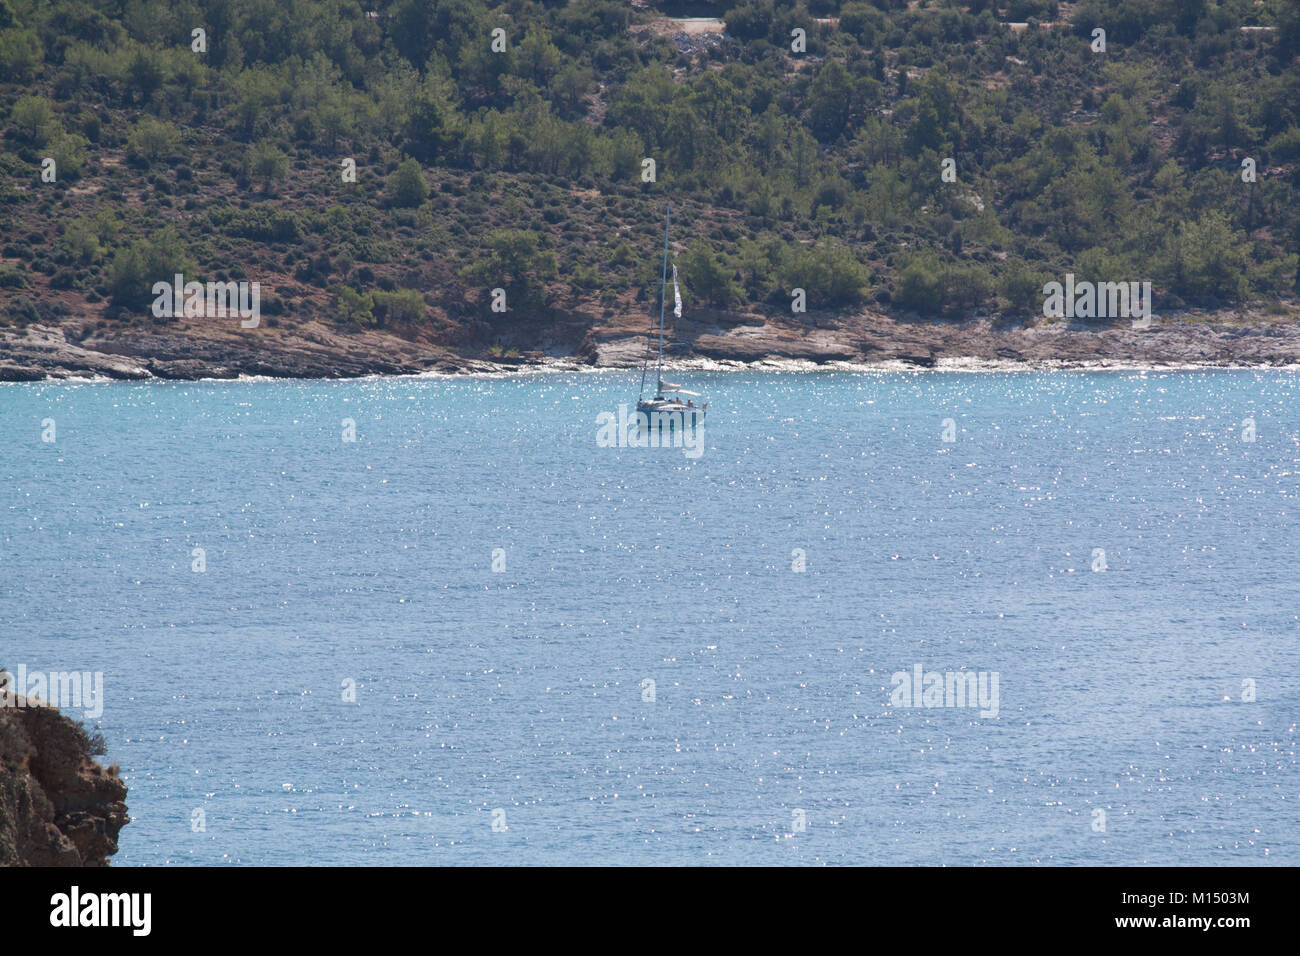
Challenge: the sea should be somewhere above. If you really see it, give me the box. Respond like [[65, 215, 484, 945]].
[[2, 367, 1297, 865]]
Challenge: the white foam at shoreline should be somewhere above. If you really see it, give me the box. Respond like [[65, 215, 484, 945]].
[[10, 355, 1300, 385]]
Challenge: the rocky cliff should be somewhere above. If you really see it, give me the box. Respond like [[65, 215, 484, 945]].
[[0, 679, 129, 866], [6, 303, 1300, 381]]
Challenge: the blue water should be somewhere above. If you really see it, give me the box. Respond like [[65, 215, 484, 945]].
[[2, 369, 1297, 865]]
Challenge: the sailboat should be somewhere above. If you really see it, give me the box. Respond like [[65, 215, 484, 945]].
[[637, 203, 707, 426]]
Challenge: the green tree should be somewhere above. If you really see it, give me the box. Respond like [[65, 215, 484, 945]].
[[127, 50, 163, 103], [839, 3, 885, 45], [462, 229, 557, 313], [107, 228, 193, 310], [61, 220, 102, 265], [1000, 260, 1042, 314], [679, 241, 737, 307], [387, 158, 428, 208], [45, 132, 88, 180], [338, 287, 375, 326], [11, 95, 58, 145], [895, 251, 945, 315], [247, 143, 288, 193], [518, 27, 562, 87], [403, 95, 458, 164], [126, 117, 181, 164], [1158, 211, 1252, 303], [807, 60, 853, 143], [0, 28, 41, 80], [373, 288, 426, 323], [723, 1, 774, 41], [785, 244, 871, 307]]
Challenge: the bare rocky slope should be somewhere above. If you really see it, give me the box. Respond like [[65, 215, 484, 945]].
[[0, 683, 129, 866]]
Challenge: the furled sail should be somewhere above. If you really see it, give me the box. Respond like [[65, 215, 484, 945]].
[[637, 204, 706, 419]]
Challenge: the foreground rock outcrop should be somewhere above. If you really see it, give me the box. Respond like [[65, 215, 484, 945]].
[[0, 679, 128, 866]]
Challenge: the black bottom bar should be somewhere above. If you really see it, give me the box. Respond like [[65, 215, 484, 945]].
[[0, 866, 1277, 941]]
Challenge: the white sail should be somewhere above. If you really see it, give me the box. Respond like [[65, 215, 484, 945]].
[[672, 264, 682, 318]]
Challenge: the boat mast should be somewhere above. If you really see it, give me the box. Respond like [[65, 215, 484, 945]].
[[655, 203, 670, 395]]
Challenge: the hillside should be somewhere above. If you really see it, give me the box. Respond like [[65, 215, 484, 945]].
[[2, 0, 1300, 377]]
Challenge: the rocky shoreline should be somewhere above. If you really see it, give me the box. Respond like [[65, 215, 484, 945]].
[[4, 306, 1300, 381], [0, 680, 129, 866]]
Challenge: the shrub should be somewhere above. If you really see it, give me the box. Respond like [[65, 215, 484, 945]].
[[106, 228, 193, 309], [372, 288, 426, 323], [0, 266, 29, 289], [1000, 259, 1042, 313], [784, 243, 871, 308], [895, 251, 945, 315], [126, 117, 181, 165]]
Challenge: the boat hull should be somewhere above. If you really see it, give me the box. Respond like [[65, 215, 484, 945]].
[[635, 400, 705, 427]]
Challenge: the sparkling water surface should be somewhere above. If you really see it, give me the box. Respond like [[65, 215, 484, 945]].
[[2, 369, 1297, 865]]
